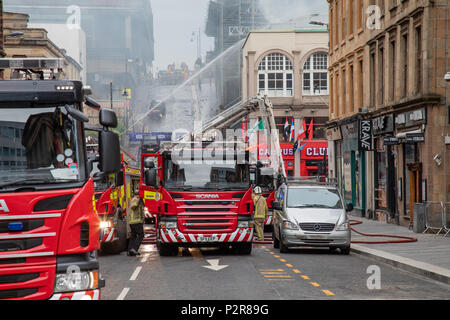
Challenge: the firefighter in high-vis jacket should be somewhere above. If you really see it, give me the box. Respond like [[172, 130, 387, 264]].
[[253, 186, 268, 241], [128, 187, 145, 256]]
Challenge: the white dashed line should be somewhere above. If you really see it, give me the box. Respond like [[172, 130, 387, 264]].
[[129, 266, 142, 281], [117, 288, 130, 300]]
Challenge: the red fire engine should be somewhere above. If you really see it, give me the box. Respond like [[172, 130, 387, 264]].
[[141, 140, 255, 256], [0, 58, 121, 300], [94, 155, 141, 254]]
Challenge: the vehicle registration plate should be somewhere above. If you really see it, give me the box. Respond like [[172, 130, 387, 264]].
[[305, 234, 326, 240], [197, 235, 219, 242]]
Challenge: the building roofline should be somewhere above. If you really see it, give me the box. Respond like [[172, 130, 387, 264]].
[[243, 28, 328, 48]]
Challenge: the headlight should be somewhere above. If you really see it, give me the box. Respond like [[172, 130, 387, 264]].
[[100, 221, 112, 229], [161, 221, 177, 229], [54, 270, 99, 293], [336, 222, 350, 231], [238, 221, 254, 228], [282, 220, 299, 230]]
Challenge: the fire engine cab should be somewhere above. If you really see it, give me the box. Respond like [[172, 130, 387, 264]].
[[0, 58, 121, 300]]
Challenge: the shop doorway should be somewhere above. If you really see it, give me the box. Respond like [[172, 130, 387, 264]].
[[406, 162, 422, 225]]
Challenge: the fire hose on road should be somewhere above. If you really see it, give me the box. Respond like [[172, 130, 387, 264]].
[[348, 219, 417, 244], [143, 219, 418, 246], [253, 219, 418, 245]]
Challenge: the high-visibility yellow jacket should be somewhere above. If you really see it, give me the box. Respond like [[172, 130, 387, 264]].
[[129, 196, 144, 224], [253, 194, 268, 219]]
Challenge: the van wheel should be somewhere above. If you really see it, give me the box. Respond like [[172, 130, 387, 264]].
[[272, 231, 280, 249], [340, 246, 351, 255], [280, 240, 289, 253]]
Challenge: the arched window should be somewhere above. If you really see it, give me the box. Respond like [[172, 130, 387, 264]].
[[303, 52, 329, 95], [258, 53, 293, 97]]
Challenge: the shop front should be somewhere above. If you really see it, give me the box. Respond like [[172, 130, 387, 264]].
[[394, 108, 426, 225], [372, 114, 397, 221], [340, 119, 372, 216], [299, 141, 329, 177], [258, 141, 328, 179]]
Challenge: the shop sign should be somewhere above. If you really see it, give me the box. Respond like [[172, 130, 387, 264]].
[[304, 146, 328, 157], [405, 133, 425, 143], [383, 136, 400, 145], [358, 120, 373, 151], [395, 108, 426, 129], [259, 145, 294, 158], [372, 114, 394, 135], [326, 127, 342, 141], [341, 121, 358, 140]]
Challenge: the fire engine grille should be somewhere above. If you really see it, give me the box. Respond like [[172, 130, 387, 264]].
[[0, 273, 40, 285], [0, 288, 38, 299], [184, 208, 231, 213], [299, 223, 335, 232], [178, 215, 236, 233], [0, 219, 44, 233], [0, 238, 43, 252]]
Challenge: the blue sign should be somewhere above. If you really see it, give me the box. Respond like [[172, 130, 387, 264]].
[[129, 132, 172, 142]]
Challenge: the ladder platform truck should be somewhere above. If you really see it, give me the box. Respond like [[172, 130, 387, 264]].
[[140, 96, 286, 256]]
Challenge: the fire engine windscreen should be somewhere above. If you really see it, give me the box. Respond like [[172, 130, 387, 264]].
[[164, 159, 250, 191], [0, 106, 86, 188]]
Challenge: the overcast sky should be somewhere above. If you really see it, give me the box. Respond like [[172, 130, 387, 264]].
[[150, 0, 329, 72]]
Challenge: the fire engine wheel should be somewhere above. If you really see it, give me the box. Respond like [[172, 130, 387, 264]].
[[234, 243, 252, 255], [102, 219, 127, 255], [158, 243, 179, 256]]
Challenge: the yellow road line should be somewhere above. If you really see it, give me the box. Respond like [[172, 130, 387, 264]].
[[279, 259, 287, 262], [301, 275, 310, 280], [286, 264, 293, 267], [259, 269, 284, 272], [266, 278, 295, 281], [310, 282, 321, 287], [263, 275, 292, 278], [293, 269, 301, 273], [274, 255, 280, 258], [322, 290, 335, 296], [260, 272, 289, 275]]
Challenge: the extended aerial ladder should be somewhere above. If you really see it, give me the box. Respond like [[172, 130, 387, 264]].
[[179, 95, 287, 182]]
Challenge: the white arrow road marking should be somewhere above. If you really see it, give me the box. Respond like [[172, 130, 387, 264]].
[[203, 259, 229, 271]]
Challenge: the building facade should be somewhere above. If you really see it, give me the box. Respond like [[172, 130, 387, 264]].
[[2, 12, 82, 80], [326, 0, 450, 227], [4, 0, 155, 99], [206, 0, 268, 108], [242, 29, 330, 178]]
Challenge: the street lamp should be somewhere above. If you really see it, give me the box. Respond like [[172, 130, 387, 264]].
[[309, 21, 329, 28]]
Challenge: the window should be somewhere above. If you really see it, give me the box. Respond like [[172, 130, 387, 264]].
[[258, 53, 293, 97], [401, 32, 409, 98], [378, 43, 385, 106], [389, 39, 396, 101], [415, 25, 422, 94], [304, 117, 328, 140], [358, 59, 364, 110], [370, 50, 376, 107], [349, 64, 354, 113], [303, 52, 329, 95], [275, 117, 294, 143]]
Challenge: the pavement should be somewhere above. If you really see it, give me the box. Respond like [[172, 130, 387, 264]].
[[348, 214, 450, 285]]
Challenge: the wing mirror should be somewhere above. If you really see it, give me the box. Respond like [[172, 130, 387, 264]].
[[145, 168, 158, 188], [272, 201, 283, 211], [345, 203, 354, 212]]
